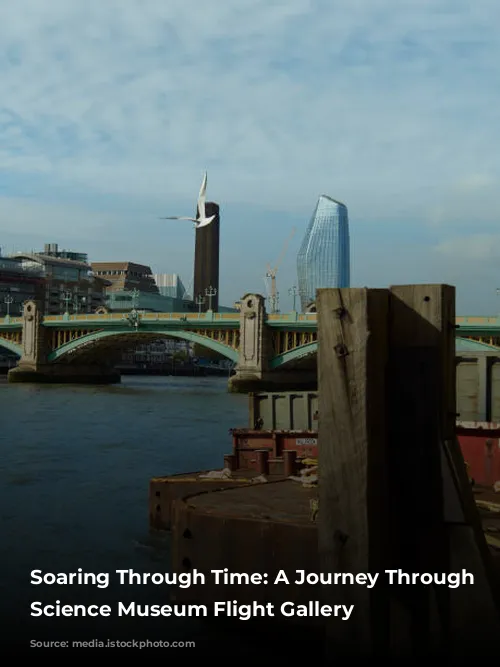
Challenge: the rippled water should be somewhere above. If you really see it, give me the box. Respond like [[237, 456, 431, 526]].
[[0, 375, 248, 645]]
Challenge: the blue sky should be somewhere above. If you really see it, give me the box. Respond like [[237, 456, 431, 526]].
[[1, 0, 500, 313]]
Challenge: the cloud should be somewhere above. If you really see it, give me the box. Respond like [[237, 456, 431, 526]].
[[0, 195, 114, 242], [433, 234, 500, 261], [1, 2, 500, 205], [1, 0, 500, 308], [456, 173, 495, 192]]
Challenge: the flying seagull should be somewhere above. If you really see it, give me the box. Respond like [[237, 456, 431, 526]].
[[160, 172, 215, 228]]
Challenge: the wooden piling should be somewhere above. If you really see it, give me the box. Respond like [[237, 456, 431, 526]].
[[317, 287, 390, 657], [317, 285, 500, 659]]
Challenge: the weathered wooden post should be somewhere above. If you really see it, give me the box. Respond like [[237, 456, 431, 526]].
[[385, 284, 455, 656], [318, 285, 500, 659], [317, 287, 390, 657]]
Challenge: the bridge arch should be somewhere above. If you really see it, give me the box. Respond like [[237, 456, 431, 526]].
[[0, 337, 22, 357], [269, 341, 317, 370], [48, 328, 239, 363]]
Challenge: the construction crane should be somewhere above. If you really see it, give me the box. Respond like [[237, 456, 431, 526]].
[[265, 227, 296, 313]]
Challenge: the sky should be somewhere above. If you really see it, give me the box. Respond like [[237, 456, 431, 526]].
[[1, 0, 500, 313]]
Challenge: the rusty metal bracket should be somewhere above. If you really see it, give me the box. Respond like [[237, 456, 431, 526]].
[[333, 529, 348, 546], [334, 343, 349, 358], [333, 302, 349, 358], [334, 306, 348, 319]]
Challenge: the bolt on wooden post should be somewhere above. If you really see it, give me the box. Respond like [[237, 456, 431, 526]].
[[317, 285, 500, 660]]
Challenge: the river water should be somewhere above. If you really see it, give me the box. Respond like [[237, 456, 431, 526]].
[[0, 375, 251, 648]]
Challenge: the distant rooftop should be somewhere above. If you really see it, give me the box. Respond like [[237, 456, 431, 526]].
[[12, 252, 90, 270], [0, 256, 43, 275], [42, 243, 88, 263], [91, 261, 153, 271]]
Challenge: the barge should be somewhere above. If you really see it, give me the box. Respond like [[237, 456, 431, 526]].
[[150, 392, 320, 530], [150, 389, 500, 533]]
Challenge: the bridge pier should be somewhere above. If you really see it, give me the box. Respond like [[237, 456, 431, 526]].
[[228, 293, 318, 393], [7, 300, 120, 385]]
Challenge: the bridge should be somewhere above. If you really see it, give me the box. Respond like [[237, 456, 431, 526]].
[[1, 296, 497, 391], [0, 294, 318, 392], [455, 316, 500, 346]]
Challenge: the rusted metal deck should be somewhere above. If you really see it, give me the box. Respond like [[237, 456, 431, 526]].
[[150, 468, 290, 530], [170, 478, 321, 619], [149, 427, 317, 530], [179, 476, 317, 524]]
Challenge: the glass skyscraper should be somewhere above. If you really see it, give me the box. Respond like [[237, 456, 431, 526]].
[[296, 195, 350, 311]]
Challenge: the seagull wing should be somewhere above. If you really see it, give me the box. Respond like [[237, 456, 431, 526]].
[[197, 171, 208, 221], [160, 216, 198, 222], [196, 217, 215, 228]]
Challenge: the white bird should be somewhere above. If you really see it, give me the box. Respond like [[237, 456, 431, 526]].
[[160, 171, 215, 228]]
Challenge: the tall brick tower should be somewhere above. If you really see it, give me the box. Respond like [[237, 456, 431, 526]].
[[193, 202, 220, 312]]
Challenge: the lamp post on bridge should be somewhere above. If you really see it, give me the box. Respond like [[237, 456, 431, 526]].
[[205, 286, 217, 311], [130, 289, 140, 311], [73, 295, 87, 314], [122, 289, 141, 329], [288, 285, 299, 312], [294, 287, 309, 313], [72, 287, 81, 314], [4, 294, 13, 320], [61, 290, 72, 315], [195, 294, 205, 314]]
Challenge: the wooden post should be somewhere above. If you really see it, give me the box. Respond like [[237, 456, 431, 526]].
[[317, 287, 390, 657], [318, 285, 500, 659], [386, 285, 454, 655], [389, 285, 500, 655]]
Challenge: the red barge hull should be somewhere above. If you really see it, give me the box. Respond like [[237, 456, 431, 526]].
[[150, 423, 500, 531], [457, 421, 500, 487]]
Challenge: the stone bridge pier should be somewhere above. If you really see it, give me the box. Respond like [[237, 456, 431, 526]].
[[228, 293, 317, 393], [8, 300, 120, 384]]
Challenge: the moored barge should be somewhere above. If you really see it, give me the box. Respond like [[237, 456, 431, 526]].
[[150, 390, 500, 534]]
